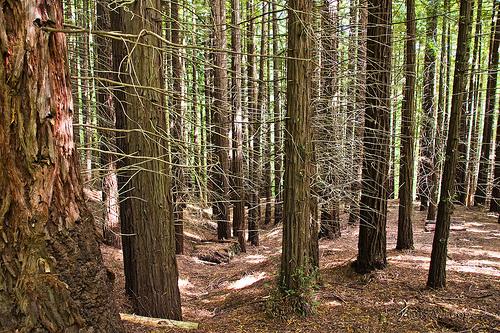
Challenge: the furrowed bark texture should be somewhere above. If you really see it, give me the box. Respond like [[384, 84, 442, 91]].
[[0, 1, 122, 331], [475, 2, 499, 206], [354, 0, 392, 274], [114, 1, 182, 319], [231, 0, 246, 251], [280, 0, 314, 292], [397, 0, 417, 250], [210, 0, 231, 240], [428, 0, 473, 289]]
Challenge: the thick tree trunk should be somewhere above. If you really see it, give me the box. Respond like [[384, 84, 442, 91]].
[[0, 1, 123, 331], [428, 0, 473, 289], [353, 0, 392, 274], [231, 0, 246, 252], [475, 2, 499, 206], [210, 0, 231, 240], [397, 0, 417, 250], [112, 2, 182, 319], [280, 0, 315, 306]]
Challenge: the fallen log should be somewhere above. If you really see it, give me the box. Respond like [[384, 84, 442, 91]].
[[120, 313, 199, 330]]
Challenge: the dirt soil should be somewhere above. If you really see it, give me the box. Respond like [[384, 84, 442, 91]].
[[101, 201, 500, 332]]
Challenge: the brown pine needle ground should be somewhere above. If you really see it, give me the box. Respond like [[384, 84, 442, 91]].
[[102, 201, 500, 333]]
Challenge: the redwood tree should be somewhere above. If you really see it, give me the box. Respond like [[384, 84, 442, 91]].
[[0, 1, 122, 330], [475, 1, 499, 206], [96, 0, 120, 248], [428, 0, 473, 289], [353, 0, 392, 274], [210, 0, 231, 240], [418, 0, 438, 211], [280, 0, 315, 309], [113, 1, 182, 319], [231, 0, 246, 251], [397, 0, 417, 250]]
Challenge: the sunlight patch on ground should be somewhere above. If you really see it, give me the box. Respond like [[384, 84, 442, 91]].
[[244, 254, 266, 264], [454, 265, 500, 276], [389, 255, 430, 263], [449, 248, 500, 259], [228, 272, 267, 290], [463, 259, 500, 268], [265, 228, 281, 240], [389, 253, 500, 277], [184, 231, 201, 241], [179, 278, 194, 290], [324, 300, 342, 307], [466, 228, 490, 234], [388, 255, 430, 270], [464, 222, 485, 227]]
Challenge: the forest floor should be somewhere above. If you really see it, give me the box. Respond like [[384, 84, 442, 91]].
[[101, 200, 500, 333]]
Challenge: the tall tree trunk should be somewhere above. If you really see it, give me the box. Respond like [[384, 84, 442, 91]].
[[203, 41, 213, 207], [428, 0, 450, 221], [210, 0, 231, 240], [0, 1, 123, 330], [280, 0, 315, 309], [256, 3, 271, 226], [455, 0, 475, 205], [397, 0, 417, 250], [247, 0, 260, 245], [81, 0, 93, 184], [96, 0, 121, 248], [463, 0, 484, 206], [113, 1, 182, 319], [353, 0, 392, 274], [418, 0, 438, 211], [388, 108, 397, 199], [171, 0, 186, 254], [490, 102, 500, 213], [231, 0, 246, 251], [348, 0, 367, 226], [427, 0, 473, 289], [272, 0, 283, 225], [475, 1, 499, 206], [318, 0, 341, 240]]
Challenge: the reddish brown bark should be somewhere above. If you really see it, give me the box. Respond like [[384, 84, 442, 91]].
[[210, 0, 231, 240], [397, 0, 417, 250], [475, 2, 499, 206], [112, 2, 182, 319], [231, 0, 246, 252], [280, 0, 315, 302], [428, 0, 473, 289], [96, 0, 120, 248], [354, 0, 392, 274], [0, 1, 123, 331]]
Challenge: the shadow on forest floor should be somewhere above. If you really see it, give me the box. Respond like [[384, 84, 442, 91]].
[[101, 200, 500, 332]]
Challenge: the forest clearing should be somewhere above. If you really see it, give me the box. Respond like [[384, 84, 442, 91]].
[[102, 201, 500, 332], [1, 0, 500, 331]]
